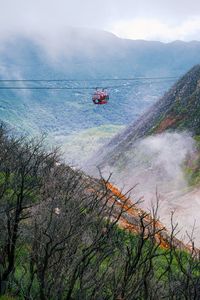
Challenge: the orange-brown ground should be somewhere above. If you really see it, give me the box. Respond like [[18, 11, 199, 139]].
[[105, 182, 191, 251], [155, 116, 179, 133]]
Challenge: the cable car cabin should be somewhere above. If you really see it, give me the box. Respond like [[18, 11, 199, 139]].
[[92, 89, 109, 105]]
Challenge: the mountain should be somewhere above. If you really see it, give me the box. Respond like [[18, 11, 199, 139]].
[[94, 65, 200, 167], [1, 29, 200, 166], [87, 65, 200, 247], [2, 30, 200, 79]]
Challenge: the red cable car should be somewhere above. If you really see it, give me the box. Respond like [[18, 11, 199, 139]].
[[92, 89, 109, 105]]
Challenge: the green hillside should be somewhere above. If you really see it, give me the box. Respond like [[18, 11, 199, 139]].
[[150, 65, 200, 135]]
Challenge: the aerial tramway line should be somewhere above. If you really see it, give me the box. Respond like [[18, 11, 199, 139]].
[[0, 76, 178, 105]]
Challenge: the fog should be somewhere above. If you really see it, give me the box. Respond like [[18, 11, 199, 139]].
[[1, 0, 200, 44], [87, 132, 200, 246]]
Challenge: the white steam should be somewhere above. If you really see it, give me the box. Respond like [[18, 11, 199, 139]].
[[88, 132, 200, 246], [95, 132, 194, 192]]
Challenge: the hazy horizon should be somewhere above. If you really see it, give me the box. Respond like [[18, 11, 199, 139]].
[[1, 0, 200, 43]]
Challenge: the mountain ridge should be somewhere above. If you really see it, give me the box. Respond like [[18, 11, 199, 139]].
[[85, 65, 200, 247], [95, 64, 200, 167]]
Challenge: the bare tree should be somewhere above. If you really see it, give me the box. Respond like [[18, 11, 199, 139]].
[[0, 125, 200, 300], [0, 125, 58, 294]]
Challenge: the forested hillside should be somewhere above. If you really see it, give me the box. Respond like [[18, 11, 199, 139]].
[[0, 125, 200, 299]]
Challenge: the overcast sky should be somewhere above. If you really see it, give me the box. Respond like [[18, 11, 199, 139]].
[[1, 0, 200, 42]]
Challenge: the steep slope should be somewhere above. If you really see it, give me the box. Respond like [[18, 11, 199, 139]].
[[88, 177, 190, 251], [86, 65, 200, 247], [104, 182, 190, 251], [94, 65, 200, 167]]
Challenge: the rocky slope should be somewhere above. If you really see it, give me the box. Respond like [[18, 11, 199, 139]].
[[89, 177, 190, 251], [87, 65, 200, 247], [94, 65, 200, 167]]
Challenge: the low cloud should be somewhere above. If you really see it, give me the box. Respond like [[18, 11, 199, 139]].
[[89, 132, 200, 245], [1, 1, 200, 44], [99, 132, 195, 195], [111, 17, 200, 42]]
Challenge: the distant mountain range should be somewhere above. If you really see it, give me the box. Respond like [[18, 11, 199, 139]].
[[2, 29, 200, 79], [1, 28, 200, 165]]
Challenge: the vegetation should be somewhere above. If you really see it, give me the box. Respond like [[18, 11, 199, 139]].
[[184, 135, 200, 186], [0, 125, 200, 299]]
